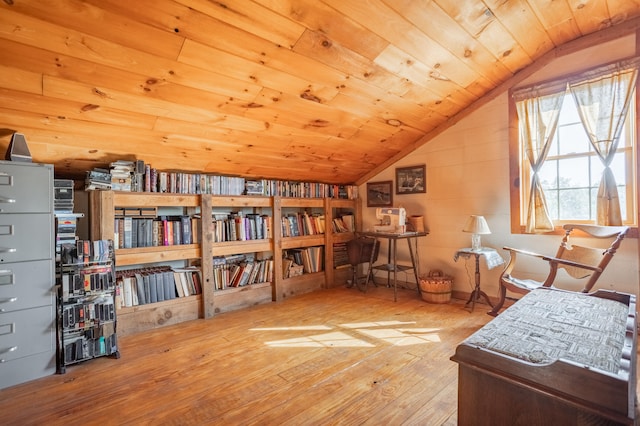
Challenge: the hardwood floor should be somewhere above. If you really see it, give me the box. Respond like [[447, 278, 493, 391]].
[[0, 285, 633, 425]]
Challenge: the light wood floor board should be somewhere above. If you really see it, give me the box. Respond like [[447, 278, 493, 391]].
[[0, 285, 636, 425]]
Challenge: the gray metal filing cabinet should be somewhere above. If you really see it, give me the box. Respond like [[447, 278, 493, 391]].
[[0, 161, 55, 390]]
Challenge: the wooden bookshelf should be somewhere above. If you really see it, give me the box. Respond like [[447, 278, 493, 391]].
[[89, 191, 203, 336], [201, 195, 275, 317], [90, 191, 359, 335]]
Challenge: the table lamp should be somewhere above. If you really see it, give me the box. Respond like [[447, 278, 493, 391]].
[[463, 215, 491, 251]]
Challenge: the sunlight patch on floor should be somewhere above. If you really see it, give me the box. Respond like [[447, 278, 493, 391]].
[[249, 325, 332, 331], [265, 331, 375, 348], [253, 321, 442, 348]]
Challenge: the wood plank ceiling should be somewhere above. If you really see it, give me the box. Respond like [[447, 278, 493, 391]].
[[1, 0, 639, 184]]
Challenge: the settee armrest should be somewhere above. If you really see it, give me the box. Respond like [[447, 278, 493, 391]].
[[502, 246, 547, 259], [541, 254, 602, 273]]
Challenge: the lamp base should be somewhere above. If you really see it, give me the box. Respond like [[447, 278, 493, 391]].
[[471, 234, 482, 251]]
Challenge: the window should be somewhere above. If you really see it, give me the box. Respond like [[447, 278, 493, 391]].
[[510, 59, 639, 233], [536, 92, 635, 223]]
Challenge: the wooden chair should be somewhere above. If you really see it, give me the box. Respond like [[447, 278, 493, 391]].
[[346, 236, 379, 292], [488, 224, 629, 316]]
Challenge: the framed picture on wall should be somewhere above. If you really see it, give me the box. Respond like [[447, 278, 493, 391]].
[[367, 181, 393, 207], [396, 165, 426, 194]]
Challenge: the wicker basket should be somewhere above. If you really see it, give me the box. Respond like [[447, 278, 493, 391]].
[[419, 270, 453, 304]]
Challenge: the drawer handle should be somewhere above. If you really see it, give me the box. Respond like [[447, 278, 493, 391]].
[[0, 197, 15, 204], [0, 248, 16, 253], [0, 346, 17, 357], [0, 297, 17, 311]]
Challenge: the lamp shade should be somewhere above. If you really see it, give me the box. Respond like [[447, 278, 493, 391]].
[[462, 215, 491, 235]]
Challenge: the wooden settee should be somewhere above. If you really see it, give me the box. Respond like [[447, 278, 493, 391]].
[[451, 287, 637, 425]]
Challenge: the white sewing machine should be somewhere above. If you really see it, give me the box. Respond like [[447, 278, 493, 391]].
[[373, 207, 406, 233]]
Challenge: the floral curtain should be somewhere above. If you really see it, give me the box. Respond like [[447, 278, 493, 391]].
[[515, 92, 565, 233], [569, 64, 638, 226]]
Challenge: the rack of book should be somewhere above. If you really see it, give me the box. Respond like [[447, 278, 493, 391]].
[[85, 161, 358, 199], [56, 239, 119, 374], [325, 198, 360, 288]]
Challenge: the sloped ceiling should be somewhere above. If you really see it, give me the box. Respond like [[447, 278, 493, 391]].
[[1, 0, 639, 184]]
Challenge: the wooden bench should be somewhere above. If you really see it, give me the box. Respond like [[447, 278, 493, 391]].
[[451, 287, 637, 425]]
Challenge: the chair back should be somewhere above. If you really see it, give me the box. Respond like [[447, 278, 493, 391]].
[[556, 224, 629, 292], [347, 237, 379, 267]]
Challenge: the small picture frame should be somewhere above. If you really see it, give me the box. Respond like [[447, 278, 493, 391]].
[[367, 181, 393, 207], [396, 165, 426, 194]]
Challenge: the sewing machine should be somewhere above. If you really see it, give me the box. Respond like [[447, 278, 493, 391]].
[[373, 207, 406, 233]]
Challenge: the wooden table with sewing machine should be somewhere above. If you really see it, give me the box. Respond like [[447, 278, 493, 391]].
[[361, 208, 428, 301]]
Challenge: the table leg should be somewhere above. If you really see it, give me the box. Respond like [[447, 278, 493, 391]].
[[392, 239, 397, 302], [407, 237, 421, 296], [464, 254, 494, 312], [386, 239, 392, 288]]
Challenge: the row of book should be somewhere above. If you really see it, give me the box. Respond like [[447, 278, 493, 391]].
[[211, 213, 272, 242], [115, 266, 202, 308], [212, 255, 274, 290], [63, 327, 117, 365], [332, 214, 356, 233], [113, 216, 200, 249], [59, 240, 114, 265], [84, 162, 359, 199], [60, 263, 116, 301], [333, 242, 350, 269], [61, 294, 116, 332], [284, 246, 324, 274], [281, 213, 325, 237]]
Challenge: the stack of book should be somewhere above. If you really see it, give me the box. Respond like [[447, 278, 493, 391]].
[[212, 255, 274, 290], [84, 168, 112, 191], [283, 246, 324, 274], [110, 160, 135, 191], [114, 266, 203, 308], [54, 180, 83, 258]]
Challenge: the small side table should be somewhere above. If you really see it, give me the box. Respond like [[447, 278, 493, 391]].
[[454, 247, 504, 313]]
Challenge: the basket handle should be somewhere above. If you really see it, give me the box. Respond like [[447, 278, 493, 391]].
[[428, 269, 443, 278]]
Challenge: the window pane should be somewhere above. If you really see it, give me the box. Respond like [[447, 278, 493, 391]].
[[559, 94, 581, 122], [539, 160, 558, 190], [590, 187, 598, 221], [557, 123, 589, 155], [609, 152, 627, 184], [559, 188, 590, 219], [557, 157, 589, 187], [618, 185, 627, 221], [546, 191, 559, 220], [590, 157, 603, 187]]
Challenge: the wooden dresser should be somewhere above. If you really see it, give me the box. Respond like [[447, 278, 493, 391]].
[[451, 287, 637, 425]]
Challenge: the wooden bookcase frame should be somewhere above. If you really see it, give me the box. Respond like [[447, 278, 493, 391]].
[[90, 191, 360, 336]]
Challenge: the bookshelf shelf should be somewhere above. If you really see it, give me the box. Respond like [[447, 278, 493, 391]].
[[210, 239, 272, 256], [115, 244, 201, 266], [279, 271, 326, 298], [281, 235, 326, 249], [330, 232, 356, 244]]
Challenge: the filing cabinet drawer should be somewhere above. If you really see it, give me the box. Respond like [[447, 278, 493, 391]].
[[0, 260, 54, 313], [0, 214, 54, 263], [0, 305, 55, 363], [0, 162, 53, 214], [0, 350, 55, 390]]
